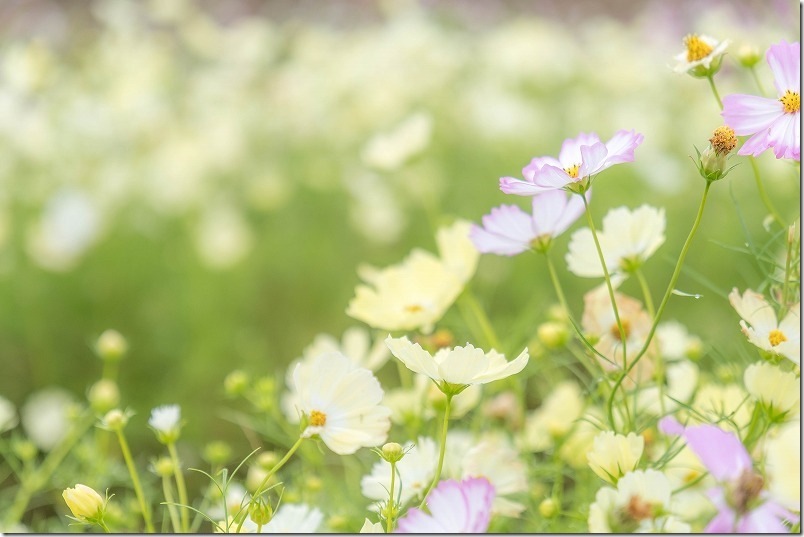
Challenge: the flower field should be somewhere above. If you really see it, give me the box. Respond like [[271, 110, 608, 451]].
[[0, 0, 800, 533]]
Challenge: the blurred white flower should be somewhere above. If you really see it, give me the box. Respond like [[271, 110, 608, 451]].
[[587, 431, 644, 484], [361, 112, 433, 171], [293, 352, 391, 455], [523, 380, 585, 452], [743, 362, 799, 419], [0, 395, 18, 433], [361, 436, 438, 507], [566, 205, 665, 278], [461, 434, 528, 517], [21, 388, 74, 451], [729, 288, 800, 365], [435, 219, 480, 284], [764, 421, 800, 511], [195, 202, 254, 270], [26, 189, 101, 272], [656, 321, 702, 361], [359, 519, 384, 533], [148, 405, 182, 442], [261, 503, 323, 533], [690, 383, 752, 432], [635, 361, 699, 416]]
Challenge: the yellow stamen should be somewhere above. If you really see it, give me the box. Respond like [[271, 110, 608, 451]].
[[780, 90, 800, 114], [684, 34, 714, 62], [768, 329, 787, 347], [310, 410, 327, 427], [564, 164, 580, 178], [404, 304, 424, 313], [709, 126, 738, 155], [610, 319, 631, 341]]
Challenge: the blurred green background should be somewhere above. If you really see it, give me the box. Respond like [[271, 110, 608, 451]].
[[0, 0, 799, 457]]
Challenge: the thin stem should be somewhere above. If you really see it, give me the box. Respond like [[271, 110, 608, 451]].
[[748, 66, 767, 97], [115, 429, 155, 533], [4, 412, 95, 527], [606, 182, 712, 430], [418, 394, 452, 510], [635, 269, 655, 319], [460, 290, 503, 350], [252, 436, 304, 500], [167, 442, 190, 532], [386, 461, 397, 533], [748, 156, 786, 229], [97, 519, 111, 533], [706, 74, 723, 109], [161, 475, 182, 533], [581, 195, 628, 367]]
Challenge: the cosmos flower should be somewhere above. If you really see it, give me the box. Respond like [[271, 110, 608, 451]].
[[659, 417, 799, 533], [148, 405, 181, 440], [743, 361, 800, 420], [261, 504, 324, 533], [729, 288, 800, 365], [673, 34, 730, 76], [499, 130, 643, 195], [293, 352, 391, 455], [470, 190, 587, 255], [395, 477, 495, 533], [566, 205, 666, 278], [385, 336, 528, 392], [722, 40, 800, 161], [586, 431, 644, 485], [361, 436, 438, 507]]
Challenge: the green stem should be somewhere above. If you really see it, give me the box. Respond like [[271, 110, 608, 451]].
[[161, 475, 182, 533], [4, 412, 95, 527], [387, 461, 397, 533], [581, 195, 628, 367], [460, 290, 502, 351], [635, 269, 655, 319], [606, 182, 712, 430], [418, 394, 452, 510], [167, 442, 190, 532], [748, 156, 786, 229], [97, 519, 111, 533], [706, 74, 723, 109], [252, 436, 304, 500], [115, 428, 155, 533], [748, 66, 767, 97]]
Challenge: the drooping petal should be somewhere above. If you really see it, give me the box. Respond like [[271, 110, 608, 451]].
[[658, 417, 752, 481], [722, 94, 782, 135], [737, 499, 797, 533], [470, 348, 529, 384], [767, 40, 800, 95], [530, 190, 587, 237], [728, 288, 778, 334], [385, 337, 441, 381]]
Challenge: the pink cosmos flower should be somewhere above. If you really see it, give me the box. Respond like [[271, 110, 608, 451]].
[[499, 130, 643, 196], [722, 40, 800, 161], [469, 190, 588, 255], [395, 477, 495, 533], [659, 416, 799, 533]]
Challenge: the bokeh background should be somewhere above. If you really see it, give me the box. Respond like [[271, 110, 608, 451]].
[[1, 0, 799, 457]]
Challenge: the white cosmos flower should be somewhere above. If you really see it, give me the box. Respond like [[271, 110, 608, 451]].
[[764, 421, 800, 511], [690, 383, 752, 433], [21, 388, 74, 451], [744, 362, 800, 419], [656, 321, 702, 361], [293, 352, 391, 455], [566, 205, 665, 278], [522, 380, 585, 452], [148, 405, 181, 433], [261, 503, 323, 533], [673, 34, 730, 75], [729, 288, 800, 365], [461, 434, 528, 517], [0, 395, 18, 433], [385, 336, 528, 390], [635, 361, 699, 416], [586, 431, 644, 484], [361, 436, 438, 507]]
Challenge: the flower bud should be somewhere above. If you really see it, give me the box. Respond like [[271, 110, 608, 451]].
[[95, 330, 128, 362], [697, 126, 738, 182], [224, 370, 249, 397], [148, 405, 182, 444], [736, 44, 761, 68], [153, 457, 175, 477], [249, 500, 273, 526], [203, 441, 232, 466], [12, 439, 37, 462], [587, 431, 644, 484], [537, 321, 569, 348], [304, 475, 323, 493], [539, 497, 558, 518], [380, 442, 405, 463], [101, 409, 128, 431], [62, 484, 105, 522], [256, 451, 279, 470], [88, 380, 120, 413]]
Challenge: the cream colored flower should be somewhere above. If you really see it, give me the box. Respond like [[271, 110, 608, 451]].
[[361, 436, 438, 507], [262, 504, 323, 533], [293, 352, 391, 455], [523, 380, 585, 452], [558, 410, 602, 469], [462, 434, 528, 517], [361, 111, 433, 171], [744, 362, 800, 419], [673, 34, 730, 75], [587, 431, 644, 484], [566, 205, 665, 278], [359, 519, 384, 533], [385, 336, 528, 392], [729, 288, 800, 365], [635, 361, 699, 416], [588, 470, 689, 533], [435, 219, 480, 284], [62, 484, 105, 522], [656, 321, 702, 361], [689, 383, 751, 432], [764, 421, 800, 511]]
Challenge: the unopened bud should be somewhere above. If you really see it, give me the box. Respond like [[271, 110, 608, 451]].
[[698, 126, 738, 182], [95, 330, 127, 362], [12, 439, 37, 461], [153, 457, 175, 477], [101, 409, 128, 430], [381, 442, 405, 463], [537, 321, 569, 348], [736, 44, 761, 68], [224, 370, 249, 397], [249, 501, 273, 526], [88, 379, 120, 413], [539, 497, 558, 518], [256, 451, 279, 470], [203, 441, 232, 466], [62, 484, 105, 522], [304, 475, 323, 493]]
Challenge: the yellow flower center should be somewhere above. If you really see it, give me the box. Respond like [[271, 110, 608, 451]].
[[709, 126, 738, 155], [404, 304, 424, 313], [768, 329, 787, 347], [564, 164, 580, 178], [610, 319, 631, 341], [684, 34, 713, 62], [780, 90, 800, 114], [310, 410, 327, 427]]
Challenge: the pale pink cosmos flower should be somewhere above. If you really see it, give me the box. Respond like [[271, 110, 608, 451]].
[[395, 477, 495, 533], [722, 40, 800, 161], [659, 416, 799, 533], [469, 190, 588, 256], [499, 130, 643, 195]]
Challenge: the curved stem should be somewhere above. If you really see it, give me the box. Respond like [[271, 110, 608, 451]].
[[386, 461, 397, 533], [606, 182, 712, 430], [167, 442, 189, 532], [116, 429, 155, 533], [748, 156, 786, 229], [634, 269, 655, 319], [706, 74, 723, 109], [252, 436, 304, 500], [418, 394, 452, 510], [581, 195, 628, 367], [161, 475, 181, 533], [97, 519, 111, 533]]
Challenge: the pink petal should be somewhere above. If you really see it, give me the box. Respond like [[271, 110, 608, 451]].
[[470, 205, 535, 256], [767, 40, 800, 95], [499, 176, 552, 196], [395, 508, 449, 533], [531, 190, 587, 237], [738, 500, 796, 533], [550, 190, 588, 237], [578, 142, 609, 176], [457, 477, 495, 532], [704, 509, 737, 533], [658, 417, 752, 481], [603, 129, 644, 166], [768, 113, 801, 160], [722, 94, 782, 135], [523, 156, 562, 181], [532, 165, 574, 189], [738, 129, 774, 157], [558, 132, 601, 167]]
